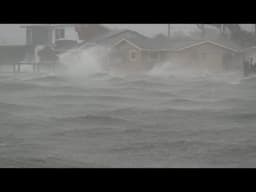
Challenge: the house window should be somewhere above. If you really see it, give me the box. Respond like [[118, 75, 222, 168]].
[[55, 28, 65, 40], [129, 50, 137, 61]]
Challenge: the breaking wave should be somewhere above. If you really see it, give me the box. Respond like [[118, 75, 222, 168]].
[[59, 48, 106, 78]]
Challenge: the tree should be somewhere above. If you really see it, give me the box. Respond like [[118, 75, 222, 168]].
[[75, 24, 110, 41], [168, 24, 171, 38], [196, 24, 256, 47], [196, 24, 206, 38]]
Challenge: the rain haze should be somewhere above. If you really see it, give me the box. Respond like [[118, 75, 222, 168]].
[[1, 24, 256, 168]]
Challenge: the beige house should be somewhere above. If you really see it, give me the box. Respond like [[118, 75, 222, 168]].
[[107, 38, 244, 73], [168, 40, 243, 72], [64, 30, 244, 74], [107, 38, 169, 73]]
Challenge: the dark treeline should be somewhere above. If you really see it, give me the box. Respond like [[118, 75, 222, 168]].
[[197, 24, 256, 47], [243, 57, 256, 77], [75, 24, 110, 41]]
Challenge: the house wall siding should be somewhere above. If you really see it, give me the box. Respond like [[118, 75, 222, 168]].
[[109, 41, 144, 72], [168, 43, 241, 72], [109, 41, 172, 72], [141, 51, 166, 71]]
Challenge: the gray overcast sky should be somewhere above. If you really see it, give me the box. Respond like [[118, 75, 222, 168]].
[[0, 24, 253, 44], [103, 24, 197, 36]]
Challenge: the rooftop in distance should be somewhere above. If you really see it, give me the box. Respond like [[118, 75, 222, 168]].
[[20, 24, 76, 28]]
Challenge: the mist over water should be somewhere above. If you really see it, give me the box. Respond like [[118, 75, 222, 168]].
[[149, 61, 243, 84], [59, 48, 105, 78], [3, 22, 256, 167], [59, 48, 243, 84], [1, 48, 256, 167]]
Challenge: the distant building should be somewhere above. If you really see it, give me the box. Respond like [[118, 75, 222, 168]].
[[67, 29, 244, 73], [19, 24, 81, 67], [75, 24, 110, 41], [55, 27, 256, 77], [241, 47, 256, 76], [0, 25, 250, 74], [105, 33, 170, 72], [68, 30, 169, 73], [21, 24, 80, 47], [242, 47, 256, 61], [168, 40, 243, 72], [109, 37, 244, 73]]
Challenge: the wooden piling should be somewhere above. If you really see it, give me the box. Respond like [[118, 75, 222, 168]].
[[13, 64, 16, 73], [17, 63, 21, 73], [36, 62, 40, 72], [33, 63, 36, 72]]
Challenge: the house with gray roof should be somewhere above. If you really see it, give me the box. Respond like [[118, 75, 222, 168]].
[[166, 39, 244, 72], [62, 29, 245, 73], [106, 32, 245, 73]]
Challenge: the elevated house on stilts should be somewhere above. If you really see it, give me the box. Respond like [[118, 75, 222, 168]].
[[17, 24, 81, 73]]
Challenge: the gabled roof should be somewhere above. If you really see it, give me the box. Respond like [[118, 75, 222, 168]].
[[78, 29, 149, 49], [64, 29, 243, 54], [112, 37, 170, 50], [113, 37, 242, 52], [173, 40, 241, 52], [241, 46, 256, 53]]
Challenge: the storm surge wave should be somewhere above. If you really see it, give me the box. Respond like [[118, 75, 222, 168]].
[[1, 47, 255, 167]]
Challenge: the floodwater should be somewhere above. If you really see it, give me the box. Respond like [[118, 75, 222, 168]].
[[0, 61, 256, 168]]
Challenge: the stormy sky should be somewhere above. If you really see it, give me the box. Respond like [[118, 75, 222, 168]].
[[0, 24, 253, 45]]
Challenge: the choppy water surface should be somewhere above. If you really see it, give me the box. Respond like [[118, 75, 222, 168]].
[[1, 67, 256, 168]]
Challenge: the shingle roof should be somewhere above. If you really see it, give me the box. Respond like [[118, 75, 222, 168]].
[[115, 36, 242, 52], [171, 39, 242, 52], [119, 37, 197, 50], [78, 29, 149, 49], [70, 29, 243, 53]]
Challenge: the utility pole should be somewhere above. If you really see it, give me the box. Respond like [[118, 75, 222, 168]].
[[220, 24, 224, 33], [168, 24, 171, 38], [197, 24, 205, 38]]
